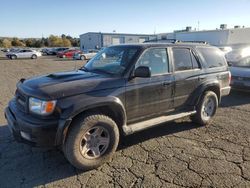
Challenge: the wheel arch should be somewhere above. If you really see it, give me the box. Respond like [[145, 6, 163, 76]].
[[191, 81, 221, 106], [56, 99, 126, 146]]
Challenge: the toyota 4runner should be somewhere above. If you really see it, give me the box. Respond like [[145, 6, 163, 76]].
[[5, 43, 231, 169]]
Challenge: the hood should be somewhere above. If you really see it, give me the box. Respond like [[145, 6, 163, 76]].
[[18, 70, 124, 99], [230, 66, 250, 77]]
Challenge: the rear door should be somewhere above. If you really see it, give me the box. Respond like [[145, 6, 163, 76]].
[[126, 47, 174, 123], [171, 47, 202, 109]]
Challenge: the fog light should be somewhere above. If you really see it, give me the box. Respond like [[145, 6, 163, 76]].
[[20, 131, 31, 141]]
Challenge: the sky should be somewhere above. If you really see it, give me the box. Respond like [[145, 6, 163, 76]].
[[0, 0, 250, 38]]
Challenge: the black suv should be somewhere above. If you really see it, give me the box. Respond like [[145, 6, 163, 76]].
[[5, 43, 231, 169]]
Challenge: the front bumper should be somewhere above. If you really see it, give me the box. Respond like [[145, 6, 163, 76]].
[[5, 100, 71, 147]]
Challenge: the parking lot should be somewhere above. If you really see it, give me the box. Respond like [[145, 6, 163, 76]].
[[0, 54, 250, 187]]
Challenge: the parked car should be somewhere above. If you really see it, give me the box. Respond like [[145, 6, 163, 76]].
[[57, 49, 81, 58], [6, 49, 42, 59], [47, 47, 69, 55], [230, 56, 250, 91], [223, 44, 250, 63], [41, 48, 52, 55], [5, 43, 230, 170], [1, 48, 10, 52], [73, 49, 99, 60]]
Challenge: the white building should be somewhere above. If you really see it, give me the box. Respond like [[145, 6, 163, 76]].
[[158, 25, 250, 46], [79, 32, 156, 50]]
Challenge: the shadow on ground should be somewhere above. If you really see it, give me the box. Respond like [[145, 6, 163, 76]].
[[0, 120, 198, 187], [221, 90, 250, 108]]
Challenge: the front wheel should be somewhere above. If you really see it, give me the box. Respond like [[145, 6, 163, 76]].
[[191, 91, 218, 125], [80, 55, 86, 60], [31, 54, 37, 59], [11, 55, 17, 60], [63, 114, 119, 170]]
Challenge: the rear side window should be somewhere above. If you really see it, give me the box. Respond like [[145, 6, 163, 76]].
[[172, 48, 193, 71], [198, 47, 227, 68]]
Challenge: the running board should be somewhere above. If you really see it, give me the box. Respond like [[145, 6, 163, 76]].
[[122, 111, 196, 135]]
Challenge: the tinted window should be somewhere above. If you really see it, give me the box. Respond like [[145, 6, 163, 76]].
[[136, 48, 169, 75], [191, 52, 200, 69], [198, 47, 227, 68], [173, 48, 193, 71]]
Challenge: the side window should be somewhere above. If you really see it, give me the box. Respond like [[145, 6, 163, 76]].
[[136, 48, 169, 76], [172, 48, 192, 71], [197, 47, 227, 68], [191, 51, 200, 69]]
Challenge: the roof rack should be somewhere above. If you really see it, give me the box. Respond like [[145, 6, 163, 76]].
[[178, 40, 209, 44], [144, 39, 209, 45], [143, 39, 180, 44]]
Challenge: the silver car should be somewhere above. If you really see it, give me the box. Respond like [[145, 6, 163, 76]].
[[6, 49, 42, 60], [230, 56, 250, 91], [73, 49, 99, 60]]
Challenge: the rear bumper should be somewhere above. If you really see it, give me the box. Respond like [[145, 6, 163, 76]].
[[5, 100, 71, 147], [220, 86, 231, 96]]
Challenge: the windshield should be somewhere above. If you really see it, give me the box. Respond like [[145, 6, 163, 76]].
[[83, 46, 139, 75], [231, 57, 250, 68]]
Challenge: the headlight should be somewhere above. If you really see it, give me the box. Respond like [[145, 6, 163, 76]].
[[29, 97, 56, 115]]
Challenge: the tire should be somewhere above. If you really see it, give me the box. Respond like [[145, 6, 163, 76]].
[[11, 55, 17, 60], [191, 91, 218, 125], [31, 54, 37, 59], [80, 55, 86, 60], [63, 114, 119, 170]]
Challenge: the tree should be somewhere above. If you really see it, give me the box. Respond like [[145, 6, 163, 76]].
[[0, 39, 12, 48], [25, 39, 33, 47], [12, 38, 25, 47], [62, 38, 71, 47]]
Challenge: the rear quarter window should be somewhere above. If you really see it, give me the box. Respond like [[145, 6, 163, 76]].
[[197, 47, 227, 68]]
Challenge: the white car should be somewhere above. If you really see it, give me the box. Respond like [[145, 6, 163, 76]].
[[73, 49, 99, 60], [6, 49, 42, 60]]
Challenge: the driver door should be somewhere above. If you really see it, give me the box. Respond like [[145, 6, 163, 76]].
[[125, 48, 174, 124]]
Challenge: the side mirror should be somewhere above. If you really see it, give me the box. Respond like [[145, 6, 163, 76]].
[[134, 66, 151, 78]]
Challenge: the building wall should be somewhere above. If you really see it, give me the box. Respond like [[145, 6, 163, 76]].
[[102, 34, 154, 46], [160, 27, 250, 46], [227, 28, 250, 44], [79, 33, 102, 51], [80, 32, 156, 50], [165, 30, 229, 46]]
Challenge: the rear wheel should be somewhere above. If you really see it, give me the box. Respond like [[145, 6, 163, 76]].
[[11, 55, 17, 60], [31, 54, 37, 59], [63, 114, 119, 170], [191, 91, 218, 125]]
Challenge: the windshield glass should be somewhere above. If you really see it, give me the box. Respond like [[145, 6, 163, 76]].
[[231, 57, 250, 68], [84, 46, 139, 75]]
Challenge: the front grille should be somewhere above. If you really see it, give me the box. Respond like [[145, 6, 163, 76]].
[[15, 89, 28, 112]]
